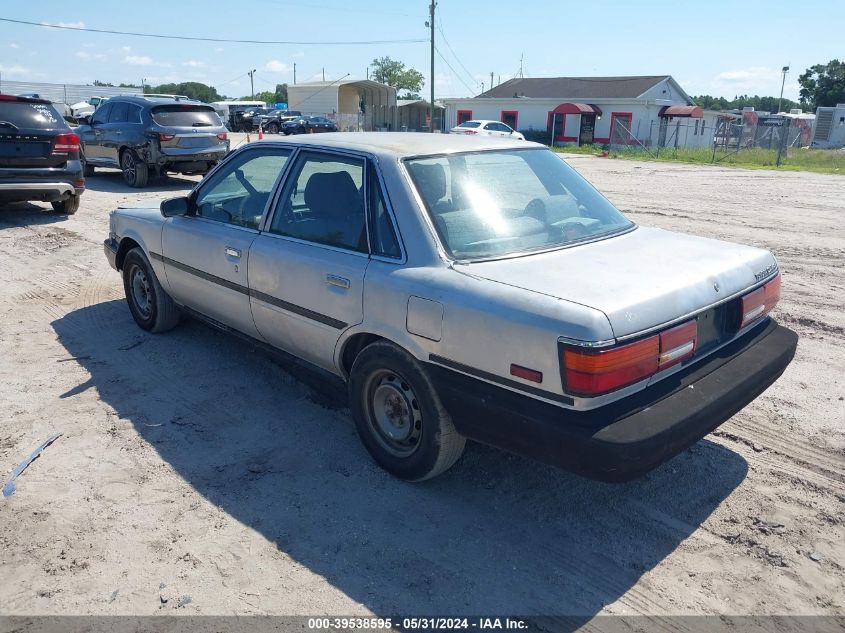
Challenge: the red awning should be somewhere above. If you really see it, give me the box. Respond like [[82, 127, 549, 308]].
[[552, 102, 602, 116], [659, 105, 704, 118]]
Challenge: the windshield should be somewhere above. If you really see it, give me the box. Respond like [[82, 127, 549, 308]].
[[405, 148, 634, 260], [151, 105, 222, 127]]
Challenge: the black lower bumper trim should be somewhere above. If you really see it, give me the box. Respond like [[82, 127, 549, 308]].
[[427, 320, 797, 482]]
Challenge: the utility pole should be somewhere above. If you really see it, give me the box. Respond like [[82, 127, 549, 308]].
[[322, 67, 325, 81], [141, 77, 146, 93], [490, 72, 494, 92], [777, 65, 790, 114], [428, 0, 436, 132], [293, 63, 297, 85], [248, 68, 256, 99], [519, 54, 524, 78]]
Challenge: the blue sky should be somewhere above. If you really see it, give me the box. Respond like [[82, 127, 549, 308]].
[[0, 0, 841, 102]]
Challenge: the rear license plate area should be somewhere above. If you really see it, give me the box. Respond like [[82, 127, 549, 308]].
[[696, 306, 728, 353]]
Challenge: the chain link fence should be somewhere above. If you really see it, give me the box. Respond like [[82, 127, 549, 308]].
[[605, 112, 818, 167]]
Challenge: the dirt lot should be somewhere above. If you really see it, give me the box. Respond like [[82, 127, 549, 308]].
[[1, 146, 843, 620]]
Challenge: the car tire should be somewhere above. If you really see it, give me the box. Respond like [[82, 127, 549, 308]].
[[81, 150, 95, 177], [267, 122, 279, 134], [51, 195, 80, 215], [122, 247, 180, 333], [349, 341, 466, 481], [121, 150, 148, 188]]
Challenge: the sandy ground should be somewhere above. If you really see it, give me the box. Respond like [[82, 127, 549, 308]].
[[1, 143, 843, 621]]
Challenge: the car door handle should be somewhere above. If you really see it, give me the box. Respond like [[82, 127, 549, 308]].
[[225, 246, 241, 258], [114, 130, 122, 135], [326, 274, 350, 289]]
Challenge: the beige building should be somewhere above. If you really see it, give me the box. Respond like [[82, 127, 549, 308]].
[[287, 79, 397, 132]]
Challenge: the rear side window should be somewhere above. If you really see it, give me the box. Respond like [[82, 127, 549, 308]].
[[0, 101, 65, 130], [151, 105, 221, 127], [458, 121, 481, 128]]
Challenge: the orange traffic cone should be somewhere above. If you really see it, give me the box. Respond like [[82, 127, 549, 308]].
[[308, 127, 314, 134], [258, 123, 264, 140]]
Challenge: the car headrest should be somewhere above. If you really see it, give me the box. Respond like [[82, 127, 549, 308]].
[[411, 162, 447, 207], [304, 171, 360, 218]]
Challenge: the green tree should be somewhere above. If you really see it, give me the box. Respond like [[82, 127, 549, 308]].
[[370, 56, 424, 96], [145, 81, 223, 103], [246, 84, 288, 104], [798, 60, 845, 109], [692, 94, 801, 113]]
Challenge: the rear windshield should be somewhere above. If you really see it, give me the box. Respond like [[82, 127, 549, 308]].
[[0, 101, 66, 130], [406, 148, 634, 260], [151, 105, 222, 127], [458, 121, 481, 128]]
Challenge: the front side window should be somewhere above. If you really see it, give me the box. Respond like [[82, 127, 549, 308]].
[[91, 103, 112, 125], [406, 148, 634, 260], [194, 148, 291, 229], [270, 152, 366, 252]]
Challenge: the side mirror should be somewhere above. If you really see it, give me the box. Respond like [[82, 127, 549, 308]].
[[160, 196, 190, 217]]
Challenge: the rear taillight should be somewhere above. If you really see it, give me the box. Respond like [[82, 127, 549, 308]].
[[738, 273, 781, 330], [52, 132, 80, 153], [217, 132, 228, 141], [563, 336, 659, 397], [159, 133, 175, 141], [563, 318, 698, 397], [658, 319, 697, 369], [464, 130, 477, 135]]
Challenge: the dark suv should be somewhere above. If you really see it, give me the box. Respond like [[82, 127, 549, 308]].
[[76, 96, 230, 188], [0, 94, 85, 214]]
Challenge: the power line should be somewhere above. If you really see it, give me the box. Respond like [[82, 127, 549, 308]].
[[435, 21, 477, 91], [434, 46, 476, 96], [0, 17, 427, 45]]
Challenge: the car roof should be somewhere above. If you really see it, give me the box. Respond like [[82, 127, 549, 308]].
[[255, 132, 541, 158], [108, 95, 210, 107]]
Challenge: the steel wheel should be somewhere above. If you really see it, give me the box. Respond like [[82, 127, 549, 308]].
[[364, 369, 423, 458], [128, 263, 153, 318]]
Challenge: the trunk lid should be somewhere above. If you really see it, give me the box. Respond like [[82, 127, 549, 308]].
[[0, 100, 69, 168], [455, 226, 777, 338], [151, 104, 226, 152]]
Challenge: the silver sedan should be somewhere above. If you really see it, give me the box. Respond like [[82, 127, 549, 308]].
[[104, 133, 797, 482]]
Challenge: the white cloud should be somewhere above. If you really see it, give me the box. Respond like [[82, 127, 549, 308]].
[[41, 21, 85, 29], [265, 60, 292, 73], [82, 42, 96, 48], [75, 51, 90, 59], [94, 54, 106, 60], [292, 51, 305, 58], [0, 64, 29, 77], [121, 46, 131, 52], [182, 60, 205, 68], [214, 47, 224, 53], [124, 55, 153, 66], [123, 55, 170, 68], [8, 43, 18, 49]]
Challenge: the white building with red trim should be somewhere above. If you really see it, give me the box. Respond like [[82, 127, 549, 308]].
[[441, 75, 720, 148]]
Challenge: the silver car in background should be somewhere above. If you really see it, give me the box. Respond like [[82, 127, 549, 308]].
[[104, 133, 797, 482]]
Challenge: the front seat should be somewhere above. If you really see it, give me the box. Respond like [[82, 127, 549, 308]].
[[302, 171, 365, 250]]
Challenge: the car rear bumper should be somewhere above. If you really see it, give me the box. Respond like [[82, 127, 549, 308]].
[[156, 146, 228, 163], [0, 181, 84, 201], [426, 319, 797, 482]]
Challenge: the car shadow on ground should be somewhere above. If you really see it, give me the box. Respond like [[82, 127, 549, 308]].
[[0, 201, 71, 227], [52, 300, 748, 624], [82, 171, 199, 194]]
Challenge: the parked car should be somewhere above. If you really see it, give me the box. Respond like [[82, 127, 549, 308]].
[[253, 110, 303, 134], [450, 119, 525, 140], [0, 94, 85, 214], [281, 116, 338, 135], [103, 133, 797, 482], [76, 95, 230, 187]]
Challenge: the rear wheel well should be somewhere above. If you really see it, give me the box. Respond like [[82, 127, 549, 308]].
[[116, 237, 141, 271], [341, 333, 386, 376]]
